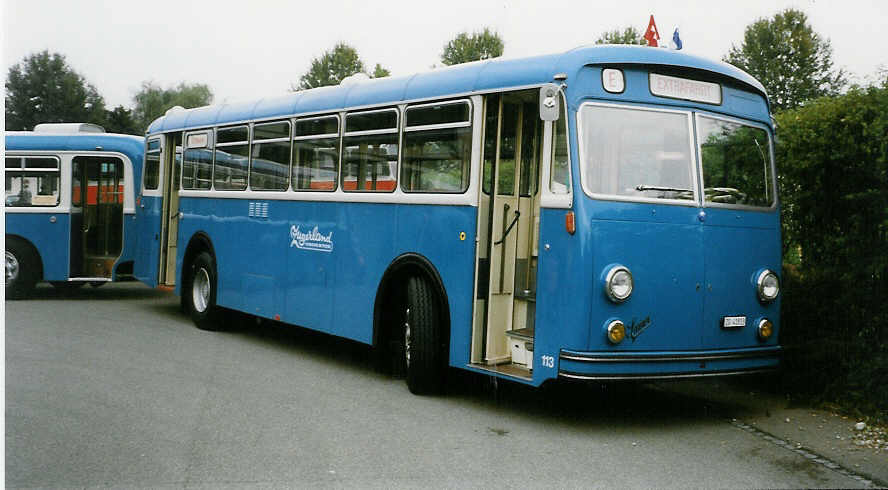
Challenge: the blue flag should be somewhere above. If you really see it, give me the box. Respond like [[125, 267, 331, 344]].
[[672, 28, 683, 50]]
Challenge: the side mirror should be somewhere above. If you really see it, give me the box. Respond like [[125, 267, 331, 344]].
[[539, 83, 561, 121]]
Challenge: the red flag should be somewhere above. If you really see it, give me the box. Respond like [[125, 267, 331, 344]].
[[644, 14, 660, 47]]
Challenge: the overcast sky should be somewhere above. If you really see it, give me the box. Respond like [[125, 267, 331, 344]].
[[3, 0, 886, 109]]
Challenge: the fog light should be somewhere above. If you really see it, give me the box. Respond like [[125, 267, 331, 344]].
[[757, 318, 773, 340], [607, 320, 626, 344]]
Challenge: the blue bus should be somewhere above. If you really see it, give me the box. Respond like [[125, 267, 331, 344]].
[[5, 124, 144, 298], [137, 45, 781, 394]]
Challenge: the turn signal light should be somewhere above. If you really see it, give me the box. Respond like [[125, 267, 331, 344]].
[[607, 320, 626, 344], [566, 211, 576, 235], [757, 318, 773, 340]]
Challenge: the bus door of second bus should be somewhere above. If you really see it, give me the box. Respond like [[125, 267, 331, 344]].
[[158, 133, 182, 287], [473, 90, 542, 371], [70, 155, 125, 280]]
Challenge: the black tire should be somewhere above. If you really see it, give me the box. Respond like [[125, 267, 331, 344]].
[[5, 239, 39, 300], [186, 251, 223, 331], [404, 275, 446, 395]]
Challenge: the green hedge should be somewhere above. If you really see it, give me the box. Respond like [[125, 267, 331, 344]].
[[775, 80, 888, 418]]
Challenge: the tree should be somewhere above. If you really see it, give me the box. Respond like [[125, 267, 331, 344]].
[[132, 81, 213, 132], [724, 9, 846, 112], [297, 43, 365, 90], [5, 50, 106, 131], [104, 105, 139, 135], [595, 26, 645, 45], [441, 28, 504, 66], [372, 63, 391, 79]]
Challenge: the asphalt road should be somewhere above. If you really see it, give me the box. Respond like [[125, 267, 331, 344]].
[[4, 283, 874, 488]]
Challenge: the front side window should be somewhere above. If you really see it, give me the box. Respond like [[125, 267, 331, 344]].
[[402, 101, 472, 193], [697, 115, 774, 207], [182, 131, 213, 190], [5, 156, 60, 207], [214, 126, 249, 191], [144, 138, 161, 190], [550, 96, 571, 194], [342, 109, 398, 192], [580, 104, 695, 202]]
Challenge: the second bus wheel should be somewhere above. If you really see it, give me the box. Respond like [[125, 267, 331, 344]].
[[187, 251, 223, 331], [404, 275, 446, 395]]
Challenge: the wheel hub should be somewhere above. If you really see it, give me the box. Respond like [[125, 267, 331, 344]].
[[404, 307, 412, 368], [192, 268, 210, 313], [6, 251, 20, 285]]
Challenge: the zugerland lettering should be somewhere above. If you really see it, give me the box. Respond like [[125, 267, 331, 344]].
[[289, 225, 334, 252]]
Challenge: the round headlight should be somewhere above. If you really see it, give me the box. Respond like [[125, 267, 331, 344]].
[[605, 266, 633, 303], [756, 270, 780, 303], [607, 320, 626, 344]]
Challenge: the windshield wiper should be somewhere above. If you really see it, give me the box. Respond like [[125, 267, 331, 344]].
[[635, 185, 692, 193]]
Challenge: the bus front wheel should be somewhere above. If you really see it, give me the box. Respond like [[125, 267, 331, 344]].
[[187, 252, 222, 331], [404, 275, 445, 395], [6, 240, 38, 300]]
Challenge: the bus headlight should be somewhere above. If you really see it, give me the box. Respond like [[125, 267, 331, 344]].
[[604, 265, 633, 303], [607, 320, 626, 344], [757, 318, 774, 340], [756, 269, 780, 303]]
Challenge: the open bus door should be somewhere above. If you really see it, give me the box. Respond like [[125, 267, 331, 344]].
[[158, 133, 182, 287], [70, 156, 124, 282], [472, 90, 543, 377]]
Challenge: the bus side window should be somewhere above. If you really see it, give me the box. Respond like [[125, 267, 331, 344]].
[[402, 100, 472, 193], [250, 121, 290, 191], [5, 156, 60, 207], [342, 109, 398, 192], [144, 138, 161, 190], [215, 126, 249, 191], [293, 115, 339, 191]]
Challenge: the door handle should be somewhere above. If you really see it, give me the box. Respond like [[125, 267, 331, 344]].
[[494, 207, 521, 246]]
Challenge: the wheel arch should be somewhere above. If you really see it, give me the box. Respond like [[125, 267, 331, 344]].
[[373, 253, 451, 349], [179, 231, 216, 307]]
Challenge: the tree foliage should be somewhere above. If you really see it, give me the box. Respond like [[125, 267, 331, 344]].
[[776, 79, 888, 417], [724, 9, 846, 112], [441, 28, 504, 66], [295, 43, 391, 90], [104, 105, 139, 134], [595, 26, 645, 45], [5, 50, 106, 131], [132, 81, 213, 132]]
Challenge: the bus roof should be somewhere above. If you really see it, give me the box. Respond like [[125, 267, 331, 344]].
[[147, 44, 767, 135], [5, 131, 145, 159]]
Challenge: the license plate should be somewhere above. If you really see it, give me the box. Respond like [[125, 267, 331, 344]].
[[722, 316, 747, 328]]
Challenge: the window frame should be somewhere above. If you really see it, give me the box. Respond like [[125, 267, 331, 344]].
[[249, 120, 292, 192], [694, 112, 777, 211], [143, 137, 162, 191], [213, 125, 250, 191], [5, 155, 62, 207], [341, 107, 400, 193], [577, 101, 699, 207], [291, 114, 341, 192], [401, 99, 473, 194], [182, 130, 214, 191]]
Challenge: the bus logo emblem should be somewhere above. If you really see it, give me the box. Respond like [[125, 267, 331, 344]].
[[290, 225, 334, 253]]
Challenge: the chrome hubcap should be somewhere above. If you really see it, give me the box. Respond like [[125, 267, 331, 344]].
[[6, 251, 19, 285], [404, 307, 412, 368], [192, 268, 210, 313]]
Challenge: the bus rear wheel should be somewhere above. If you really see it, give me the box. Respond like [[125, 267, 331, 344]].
[[187, 252, 222, 331], [404, 275, 445, 395], [6, 240, 38, 300]]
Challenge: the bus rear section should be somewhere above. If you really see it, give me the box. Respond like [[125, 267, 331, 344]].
[[5, 125, 144, 299]]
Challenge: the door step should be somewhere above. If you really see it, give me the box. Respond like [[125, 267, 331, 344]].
[[505, 327, 534, 369]]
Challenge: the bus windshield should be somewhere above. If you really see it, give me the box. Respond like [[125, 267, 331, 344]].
[[697, 115, 774, 207], [580, 104, 695, 202], [579, 104, 775, 207]]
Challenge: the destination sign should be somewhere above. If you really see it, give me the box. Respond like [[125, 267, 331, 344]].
[[650, 73, 722, 105]]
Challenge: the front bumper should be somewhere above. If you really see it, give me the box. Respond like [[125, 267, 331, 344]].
[[558, 346, 781, 380]]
